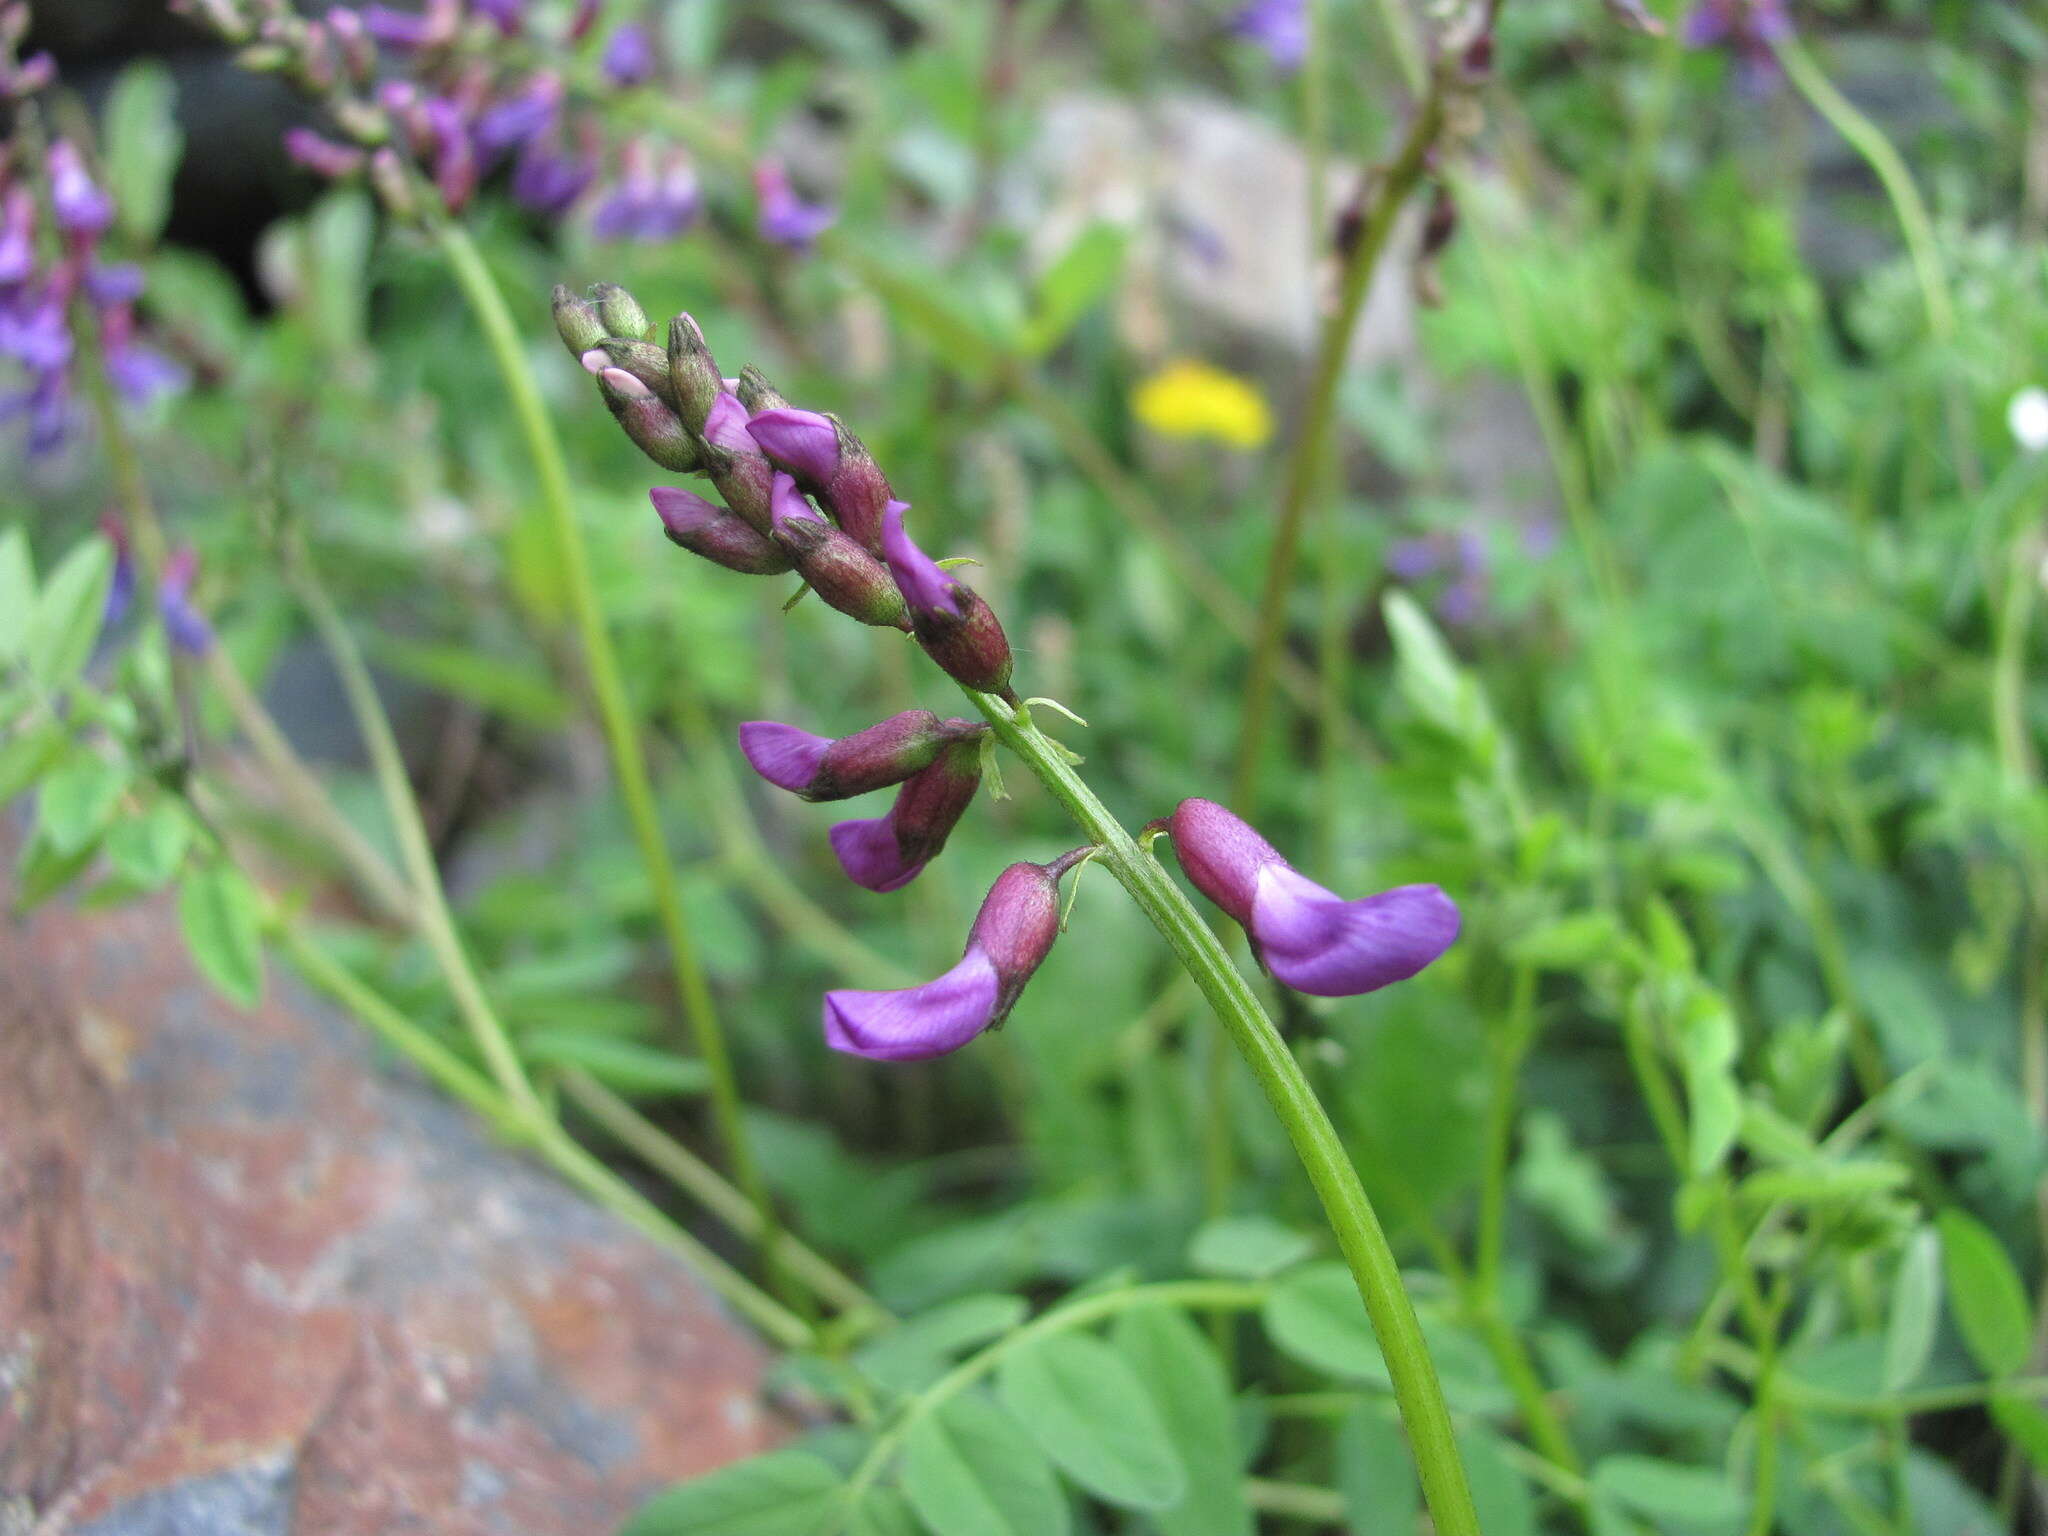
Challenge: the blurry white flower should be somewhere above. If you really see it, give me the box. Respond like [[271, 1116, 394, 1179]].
[[2009, 387, 2048, 453]]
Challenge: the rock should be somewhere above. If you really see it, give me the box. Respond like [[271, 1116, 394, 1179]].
[[0, 887, 782, 1535]]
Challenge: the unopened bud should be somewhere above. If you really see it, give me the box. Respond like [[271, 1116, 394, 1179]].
[[738, 709, 981, 802], [827, 738, 982, 893], [769, 473, 908, 629], [735, 364, 790, 415], [579, 336, 672, 403], [599, 368, 701, 473], [665, 312, 723, 434], [881, 502, 1012, 694], [699, 390, 775, 531], [649, 487, 793, 575], [592, 280, 649, 340], [552, 284, 607, 356]]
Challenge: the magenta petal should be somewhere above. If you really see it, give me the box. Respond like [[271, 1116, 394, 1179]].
[[1250, 865, 1461, 997], [703, 391, 756, 454], [829, 813, 926, 893], [822, 949, 1001, 1060], [746, 408, 840, 482], [880, 500, 960, 619], [650, 485, 722, 538], [769, 470, 825, 532], [738, 720, 830, 794]]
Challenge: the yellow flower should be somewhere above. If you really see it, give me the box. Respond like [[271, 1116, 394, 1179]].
[[1131, 359, 1274, 451]]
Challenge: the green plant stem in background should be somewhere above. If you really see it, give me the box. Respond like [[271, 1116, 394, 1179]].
[[1231, 64, 1449, 814], [430, 218, 782, 1282], [289, 544, 544, 1118], [968, 691, 1482, 1536]]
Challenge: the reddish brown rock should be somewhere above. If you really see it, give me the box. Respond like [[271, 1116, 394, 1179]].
[[0, 889, 782, 1535]]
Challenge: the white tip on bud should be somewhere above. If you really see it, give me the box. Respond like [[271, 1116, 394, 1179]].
[[600, 366, 655, 400], [580, 347, 611, 376]]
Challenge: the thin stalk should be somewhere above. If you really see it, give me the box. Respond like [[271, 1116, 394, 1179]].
[[838, 1280, 1268, 1521], [272, 918, 814, 1348], [561, 1067, 889, 1325], [430, 218, 779, 1276], [1232, 69, 1449, 812], [967, 692, 1481, 1536], [1244, 1479, 1346, 1524], [289, 545, 543, 1119]]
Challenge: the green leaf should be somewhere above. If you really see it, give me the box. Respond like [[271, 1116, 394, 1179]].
[[1337, 1404, 1419, 1535], [0, 724, 64, 803], [1383, 590, 1496, 758], [27, 538, 114, 693], [846, 1486, 921, 1536], [1023, 222, 1127, 357], [14, 830, 97, 912], [1261, 1263, 1386, 1384], [1680, 989, 1741, 1176], [902, 1393, 1068, 1536], [1188, 1215, 1315, 1280], [1592, 1456, 1744, 1531], [1938, 1209, 2032, 1379], [0, 525, 35, 658], [1882, 1229, 1942, 1393], [518, 1031, 712, 1096], [842, 247, 1003, 383], [617, 1450, 843, 1536], [104, 62, 183, 244], [1993, 1392, 2048, 1473], [36, 755, 128, 855], [1460, 1425, 1537, 1536], [1113, 1306, 1251, 1536], [996, 1330, 1184, 1509], [177, 861, 265, 1008], [1508, 911, 1624, 971], [856, 1294, 1028, 1396]]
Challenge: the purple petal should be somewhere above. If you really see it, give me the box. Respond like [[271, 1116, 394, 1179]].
[[601, 22, 656, 86], [1167, 797, 1285, 925], [157, 548, 213, 656], [1249, 865, 1461, 997], [361, 3, 436, 48], [1231, 0, 1307, 71], [822, 949, 1001, 1061], [472, 78, 560, 158], [107, 343, 186, 408], [746, 408, 840, 482], [703, 390, 757, 455], [880, 501, 960, 620], [738, 720, 831, 794], [829, 812, 927, 893], [511, 140, 595, 215], [86, 261, 146, 306], [768, 471, 825, 532], [470, 0, 526, 34], [649, 484, 723, 538], [47, 140, 114, 237], [754, 161, 835, 251]]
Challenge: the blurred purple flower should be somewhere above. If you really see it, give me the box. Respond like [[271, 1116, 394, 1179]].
[[511, 135, 596, 215], [47, 139, 114, 237], [1683, 0, 1792, 88], [472, 74, 561, 158], [361, 0, 458, 51], [469, 0, 525, 35], [101, 517, 136, 632], [1231, 0, 1307, 73], [754, 160, 834, 251], [0, 187, 35, 284], [600, 23, 655, 87], [158, 547, 213, 656], [284, 127, 368, 180], [1167, 798, 1460, 997], [591, 145, 699, 242], [0, 294, 73, 373], [84, 261, 146, 306]]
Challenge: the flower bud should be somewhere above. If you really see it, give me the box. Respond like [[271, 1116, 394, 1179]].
[[284, 127, 366, 180], [665, 312, 723, 435], [747, 408, 894, 553], [598, 368, 701, 473], [739, 710, 980, 802], [827, 738, 981, 893], [592, 280, 648, 340], [699, 391, 775, 531], [881, 502, 1012, 695], [768, 474, 908, 630], [649, 487, 792, 575], [821, 851, 1088, 1059], [552, 284, 608, 356], [578, 337, 672, 403], [1165, 798, 1460, 997]]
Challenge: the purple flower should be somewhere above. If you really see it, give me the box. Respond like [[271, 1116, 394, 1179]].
[[765, 474, 909, 629], [421, 96, 478, 209], [101, 517, 135, 632], [469, 0, 525, 35], [158, 547, 213, 656], [511, 134, 595, 216], [47, 139, 114, 237], [600, 23, 656, 87], [748, 406, 893, 553], [1166, 798, 1459, 997], [822, 853, 1085, 1060], [881, 501, 1013, 694], [472, 74, 560, 158], [284, 127, 367, 180], [1231, 0, 1307, 73], [740, 709, 976, 802], [649, 485, 791, 574], [0, 187, 36, 285], [1385, 535, 1445, 582], [107, 342, 187, 409], [745, 407, 839, 484], [591, 145, 699, 243], [0, 294, 72, 373], [754, 160, 835, 251], [84, 261, 146, 306], [1683, 0, 1793, 88], [361, 0, 458, 51], [703, 390, 759, 455], [828, 737, 982, 892]]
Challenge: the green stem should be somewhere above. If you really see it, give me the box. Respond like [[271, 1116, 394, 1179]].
[[966, 693, 1481, 1536], [430, 218, 779, 1278], [839, 1280, 1267, 1520], [289, 543, 544, 1118], [560, 1067, 889, 1325], [1232, 67, 1448, 812]]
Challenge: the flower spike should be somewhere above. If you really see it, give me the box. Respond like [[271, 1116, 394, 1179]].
[[1165, 798, 1459, 997], [822, 851, 1090, 1060]]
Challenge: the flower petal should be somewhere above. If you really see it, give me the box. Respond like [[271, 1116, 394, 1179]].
[[738, 720, 830, 794], [703, 390, 757, 454], [1250, 865, 1460, 997], [829, 812, 926, 892], [880, 500, 960, 620], [746, 408, 841, 482], [823, 949, 1001, 1060]]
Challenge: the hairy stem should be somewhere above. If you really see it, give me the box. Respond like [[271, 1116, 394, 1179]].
[[431, 218, 780, 1281], [967, 692, 1481, 1536]]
